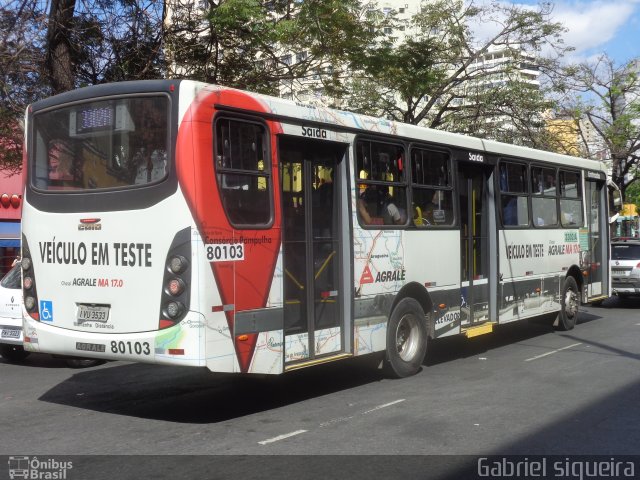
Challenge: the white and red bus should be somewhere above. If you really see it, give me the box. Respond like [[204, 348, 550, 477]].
[[22, 80, 611, 377]]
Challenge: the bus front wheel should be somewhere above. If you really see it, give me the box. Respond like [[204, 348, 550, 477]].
[[385, 298, 428, 378], [555, 276, 580, 331]]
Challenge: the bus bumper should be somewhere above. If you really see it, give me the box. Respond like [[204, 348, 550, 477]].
[[22, 311, 206, 367]]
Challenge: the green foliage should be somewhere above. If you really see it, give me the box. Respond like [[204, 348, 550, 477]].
[[340, 0, 569, 147], [165, 0, 375, 95], [0, 1, 49, 170], [625, 180, 640, 210], [553, 55, 640, 196]]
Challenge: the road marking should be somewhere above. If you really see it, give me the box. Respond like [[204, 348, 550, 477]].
[[320, 399, 405, 427], [362, 399, 405, 415], [258, 429, 307, 445], [268, 400, 405, 440], [319, 415, 354, 427], [525, 343, 582, 362]]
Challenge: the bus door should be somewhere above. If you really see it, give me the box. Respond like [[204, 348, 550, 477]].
[[279, 136, 349, 365], [584, 179, 607, 299], [457, 163, 495, 326]]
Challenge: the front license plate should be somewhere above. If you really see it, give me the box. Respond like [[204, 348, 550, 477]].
[[77, 304, 110, 323], [1, 328, 21, 339], [612, 270, 627, 276]]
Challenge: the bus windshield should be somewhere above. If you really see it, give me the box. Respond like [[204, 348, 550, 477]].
[[31, 95, 169, 191]]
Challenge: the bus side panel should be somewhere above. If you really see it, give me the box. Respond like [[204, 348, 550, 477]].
[[352, 211, 462, 351], [177, 87, 284, 374], [244, 245, 284, 374], [405, 230, 461, 338], [498, 228, 582, 323]]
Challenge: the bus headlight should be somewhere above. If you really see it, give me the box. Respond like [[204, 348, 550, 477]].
[[21, 236, 40, 321], [159, 228, 191, 329], [25, 296, 36, 310], [21, 257, 32, 271], [168, 255, 188, 274], [165, 301, 184, 319], [166, 278, 185, 296]]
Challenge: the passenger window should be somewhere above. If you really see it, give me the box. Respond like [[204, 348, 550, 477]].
[[499, 162, 529, 227], [215, 118, 271, 227], [531, 166, 558, 227], [410, 148, 453, 227], [356, 140, 407, 227], [559, 170, 583, 227]]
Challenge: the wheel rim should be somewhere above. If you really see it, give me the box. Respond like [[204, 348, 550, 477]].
[[395, 313, 420, 361], [564, 288, 578, 318]]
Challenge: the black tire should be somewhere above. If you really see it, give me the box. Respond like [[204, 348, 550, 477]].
[[384, 297, 428, 378], [65, 358, 106, 368], [555, 276, 580, 331], [0, 344, 30, 362]]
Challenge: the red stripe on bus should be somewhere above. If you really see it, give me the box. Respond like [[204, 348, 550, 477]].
[[177, 88, 283, 373]]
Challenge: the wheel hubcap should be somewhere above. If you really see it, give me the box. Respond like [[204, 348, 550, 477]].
[[396, 313, 419, 361], [564, 288, 578, 318]]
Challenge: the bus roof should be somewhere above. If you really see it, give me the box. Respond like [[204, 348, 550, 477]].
[[32, 79, 607, 174]]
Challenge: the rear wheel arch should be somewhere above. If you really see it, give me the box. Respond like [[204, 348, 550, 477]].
[[391, 282, 434, 337]]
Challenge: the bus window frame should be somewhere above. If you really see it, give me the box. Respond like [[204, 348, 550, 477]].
[[530, 164, 559, 228], [212, 113, 274, 230], [408, 143, 455, 229], [30, 93, 173, 194], [354, 135, 409, 230], [558, 168, 584, 229], [497, 159, 531, 229]]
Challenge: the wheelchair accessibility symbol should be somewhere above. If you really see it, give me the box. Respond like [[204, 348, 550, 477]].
[[40, 301, 53, 322]]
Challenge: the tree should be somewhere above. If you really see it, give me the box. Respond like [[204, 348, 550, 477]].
[[553, 55, 640, 199], [73, 1, 166, 84], [625, 180, 640, 211], [0, 1, 49, 170], [0, 1, 168, 169], [165, 0, 376, 95], [339, 0, 569, 146], [46, 0, 76, 94]]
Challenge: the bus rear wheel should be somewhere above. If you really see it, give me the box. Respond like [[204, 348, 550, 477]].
[[555, 276, 580, 331], [385, 298, 428, 378]]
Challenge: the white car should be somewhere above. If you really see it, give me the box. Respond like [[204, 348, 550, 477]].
[[0, 261, 104, 367], [611, 238, 640, 298], [0, 262, 28, 362]]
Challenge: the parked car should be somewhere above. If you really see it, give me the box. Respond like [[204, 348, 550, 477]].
[[611, 238, 640, 298], [0, 261, 105, 367], [0, 261, 28, 361]]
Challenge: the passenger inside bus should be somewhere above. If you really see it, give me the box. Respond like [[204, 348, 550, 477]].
[[413, 189, 451, 226], [358, 185, 405, 225], [131, 102, 167, 184], [48, 139, 74, 183]]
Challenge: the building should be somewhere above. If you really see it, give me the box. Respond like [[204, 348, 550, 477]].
[[0, 169, 23, 275]]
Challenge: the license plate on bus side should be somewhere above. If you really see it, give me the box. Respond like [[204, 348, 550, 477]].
[[76, 304, 110, 323], [1, 328, 21, 339]]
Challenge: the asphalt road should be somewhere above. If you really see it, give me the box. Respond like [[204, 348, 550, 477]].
[[1, 296, 639, 478]]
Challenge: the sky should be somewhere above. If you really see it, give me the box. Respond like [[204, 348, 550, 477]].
[[476, 0, 640, 65]]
